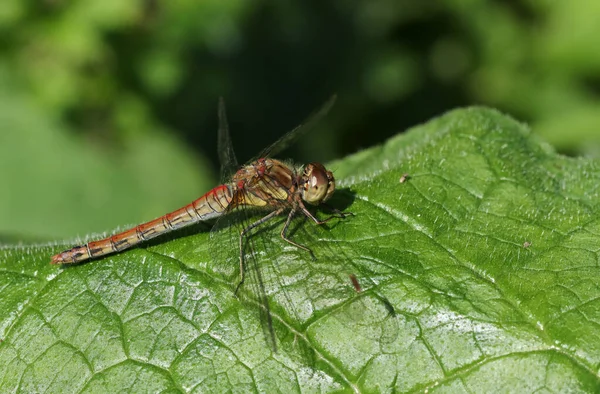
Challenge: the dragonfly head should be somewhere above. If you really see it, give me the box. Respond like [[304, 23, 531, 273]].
[[300, 162, 335, 205]]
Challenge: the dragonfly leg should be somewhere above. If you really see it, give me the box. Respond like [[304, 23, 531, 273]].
[[321, 202, 354, 219], [280, 209, 316, 260], [299, 200, 353, 225], [236, 208, 284, 294]]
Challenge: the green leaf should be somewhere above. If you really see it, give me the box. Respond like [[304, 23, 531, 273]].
[[2, 107, 600, 392]]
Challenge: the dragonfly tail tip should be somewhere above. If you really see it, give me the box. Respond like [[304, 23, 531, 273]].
[[50, 254, 64, 264]]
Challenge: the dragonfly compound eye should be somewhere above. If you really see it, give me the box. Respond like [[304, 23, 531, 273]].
[[301, 163, 335, 205]]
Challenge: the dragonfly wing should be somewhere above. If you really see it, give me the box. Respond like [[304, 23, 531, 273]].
[[207, 188, 282, 351], [217, 97, 240, 181], [256, 94, 337, 160]]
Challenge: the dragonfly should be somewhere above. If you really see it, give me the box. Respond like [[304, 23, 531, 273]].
[[50, 96, 351, 294]]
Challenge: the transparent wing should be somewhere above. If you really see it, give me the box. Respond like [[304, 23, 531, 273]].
[[205, 95, 386, 352], [256, 94, 337, 160], [217, 97, 239, 181], [278, 204, 400, 346], [208, 187, 285, 351]]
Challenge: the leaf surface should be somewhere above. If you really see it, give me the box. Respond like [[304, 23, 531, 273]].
[[2, 108, 600, 393]]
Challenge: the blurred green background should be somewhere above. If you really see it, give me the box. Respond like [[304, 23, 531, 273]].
[[2, 0, 600, 241]]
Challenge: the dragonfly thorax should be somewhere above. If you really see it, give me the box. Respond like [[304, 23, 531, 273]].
[[299, 162, 335, 205]]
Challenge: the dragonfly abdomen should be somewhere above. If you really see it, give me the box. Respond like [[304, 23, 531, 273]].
[[50, 184, 234, 264]]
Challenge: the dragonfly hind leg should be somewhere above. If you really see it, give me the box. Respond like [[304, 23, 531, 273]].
[[236, 208, 284, 294]]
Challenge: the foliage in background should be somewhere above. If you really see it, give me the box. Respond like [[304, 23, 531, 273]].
[[2, 0, 600, 237]]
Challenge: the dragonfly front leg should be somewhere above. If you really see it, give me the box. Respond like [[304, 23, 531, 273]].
[[236, 208, 284, 294], [298, 200, 354, 225], [280, 209, 316, 260], [321, 202, 354, 221]]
